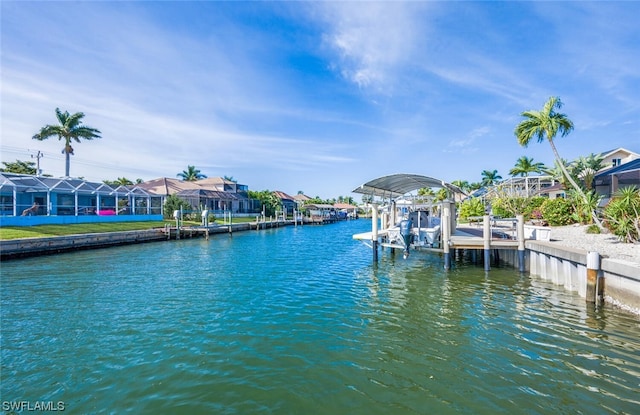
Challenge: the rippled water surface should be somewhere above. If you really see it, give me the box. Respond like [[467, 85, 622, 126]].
[[2, 220, 639, 414]]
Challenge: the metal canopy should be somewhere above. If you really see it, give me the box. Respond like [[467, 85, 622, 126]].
[[353, 173, 462, 199]]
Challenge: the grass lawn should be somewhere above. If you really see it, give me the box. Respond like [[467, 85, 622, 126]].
[[0, 216, 261, 240]]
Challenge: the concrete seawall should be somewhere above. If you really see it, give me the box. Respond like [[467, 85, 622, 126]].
[[0, 229, 167, 260], [0, 221, 296, 260], [501, 241, 640, 314]]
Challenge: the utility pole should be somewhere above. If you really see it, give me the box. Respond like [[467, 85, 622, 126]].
[[31, 150, 43, 175]]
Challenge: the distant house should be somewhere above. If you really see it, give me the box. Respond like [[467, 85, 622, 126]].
[[598, 148, 640, 170], [333, 202, 358, 219], [137, 177, 259, 214], [293, 193, 312, 209], [272, 191, 297, 215]]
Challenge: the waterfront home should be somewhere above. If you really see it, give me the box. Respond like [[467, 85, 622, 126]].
[[272, 191, 297, 216], [136, 177, 260, 215], [0, 173, 163, 226]]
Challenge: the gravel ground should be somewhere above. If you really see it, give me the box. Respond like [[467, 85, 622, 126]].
[[546, 224, 640, 265]]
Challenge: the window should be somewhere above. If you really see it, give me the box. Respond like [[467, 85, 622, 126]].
[[612, 158, 621, 167]]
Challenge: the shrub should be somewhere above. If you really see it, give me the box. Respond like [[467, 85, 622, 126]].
[[540, 198, 575, 226], [491, 196, 546, 219], [458, 198, 485, 221], [586, 224, 600, 234], [603, 186, 640, 243]]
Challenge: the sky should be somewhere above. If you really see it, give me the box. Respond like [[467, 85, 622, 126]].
[[1, 1, 639, 200]]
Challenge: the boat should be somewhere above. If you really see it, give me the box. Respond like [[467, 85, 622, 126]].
[[352, 174, 463, 258]]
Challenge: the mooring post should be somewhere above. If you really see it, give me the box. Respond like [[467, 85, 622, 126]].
[[371, 202, 379, 262], [517, 214, 525, 272], [483, 214, 491, 271], [442, 207, 451, 270], [586, 251, 601, 304]]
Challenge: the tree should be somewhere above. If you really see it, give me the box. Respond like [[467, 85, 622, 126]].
[[104, 177, 136, 187], [33, 108, 101, 177], [514, 96, 601, 227], [223, 175, 237, 183], [248, 190, 281, 216], [177, 165, 206, 181], [509, 156, 545, 195], [481, 169, 502, 187], [571, 153, 605, 191], [1, 160, 37, 175], [451, 180, 471, 194]]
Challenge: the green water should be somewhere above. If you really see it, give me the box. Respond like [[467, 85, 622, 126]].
[[1, 220, 639, 414]]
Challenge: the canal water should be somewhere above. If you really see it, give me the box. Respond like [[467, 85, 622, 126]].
[[1, 220, 639, 414]]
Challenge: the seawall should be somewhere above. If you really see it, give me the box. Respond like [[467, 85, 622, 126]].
[[500, 241, 640, 314], [0, 221, 296, 260]]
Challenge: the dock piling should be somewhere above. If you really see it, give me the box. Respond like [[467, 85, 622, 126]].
[[483, 215, 491, 271], [586, 251, 601, 304], [517, 215, 525, 272]]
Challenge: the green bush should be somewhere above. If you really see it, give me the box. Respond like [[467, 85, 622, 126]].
[[603, 186, 640, 243], [459, 198, 485, 221], [491, 196, 546, 219], [586, 224, 600, 234], [540, 198, 575, 226], [163, 194, 192, 219]]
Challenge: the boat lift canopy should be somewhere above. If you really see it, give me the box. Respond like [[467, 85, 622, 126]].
[[352, 173, 463, 199]]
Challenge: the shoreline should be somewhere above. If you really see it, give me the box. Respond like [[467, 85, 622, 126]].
[[544, 224, 640, 265]]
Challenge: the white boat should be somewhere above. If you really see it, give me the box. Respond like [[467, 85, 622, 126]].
[[352, 173, 463, 258]]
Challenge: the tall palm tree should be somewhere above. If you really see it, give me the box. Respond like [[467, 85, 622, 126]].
[[514, 96, 600, 226], [177, 165, 206, 181], [33, 108, 101, 177], [451, 180, 471, 194], [509, 156, 545, 195], [481, 169, 502, 187]]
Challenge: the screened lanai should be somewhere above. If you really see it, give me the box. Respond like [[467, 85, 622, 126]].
[[0, 173, 164, 225]]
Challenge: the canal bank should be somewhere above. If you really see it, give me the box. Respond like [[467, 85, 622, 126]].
[[0, 220, 296, 260]]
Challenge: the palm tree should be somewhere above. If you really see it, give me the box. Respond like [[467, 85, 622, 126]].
[[32, 108, 101, 177], [177, 166, 206, 181], [451, 180, 471, 194], [572, 153, 605, 191], [481, 169, 502, 187], [515, 96, 601, 226], [104, 177, 134, 186], [509, 156, 545, 195]]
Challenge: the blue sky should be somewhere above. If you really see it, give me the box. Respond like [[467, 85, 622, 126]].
[[1, 1, 639, 199]]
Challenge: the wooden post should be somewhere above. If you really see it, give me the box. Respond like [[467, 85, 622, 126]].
[[483, 214, 491, 271], [586, 251, 600, 303], [371, 203, 379, 262], [443, 205, 451, 270], [517, 214, 525, 273]]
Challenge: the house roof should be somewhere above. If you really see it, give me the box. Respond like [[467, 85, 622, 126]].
[[293, 193, 312, 201], [597, 147, 639, 159], [334, 203, 357, 210], [353, 173, 463, 199], [273, 190, 296, 201], [594, 158, 640, 178]]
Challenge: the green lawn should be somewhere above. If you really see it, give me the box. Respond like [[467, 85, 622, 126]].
[[0, 216, 261, 240]]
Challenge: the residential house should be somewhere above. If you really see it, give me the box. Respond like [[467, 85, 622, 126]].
[[137, 177, 259, 214], [0, 173, 163, 226], [273, 191, 297, 215]]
